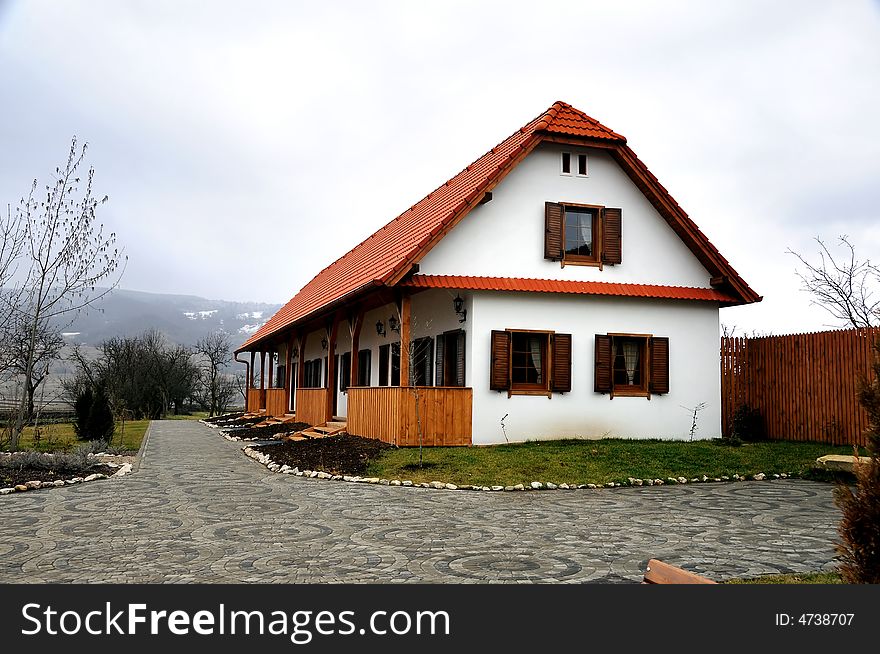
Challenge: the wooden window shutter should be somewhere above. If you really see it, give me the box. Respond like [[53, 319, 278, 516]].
[[490, 330, 511, 391], [551, 333, 572, 393], [424, 337, 434, 386], [434, 334, 445, 386], [594, 334, 613, 393], [544, 202, 564, 261], [650, 337, 670, 394], [601, 207, 622, 265], [455, 330, 466, 387]]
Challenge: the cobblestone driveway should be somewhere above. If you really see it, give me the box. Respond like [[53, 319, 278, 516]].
[[0, 420, 842, 583]]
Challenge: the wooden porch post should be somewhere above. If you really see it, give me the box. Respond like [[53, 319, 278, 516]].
[[399, 293, 411, 387], [350, 308, 364, 387], [325, 314, 341, 421], [249, 352, 255, 389], [259, 351, 266, 391]]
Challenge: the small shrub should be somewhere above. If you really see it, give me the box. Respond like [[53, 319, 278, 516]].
[[835, 340, 880, 583], [73, 387, 94, 440], [73, 386, 116, 442], [731, 404, 764, 442]]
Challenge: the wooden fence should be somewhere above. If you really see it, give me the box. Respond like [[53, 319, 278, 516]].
[[294, 388, 330, 426], [246, 388, 265, 413], [265, 389, 288, 417], [347, 386, 472, 446], [721, 327, 879, 446]]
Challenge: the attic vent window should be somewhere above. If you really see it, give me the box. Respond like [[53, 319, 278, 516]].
[[561, 152, 588, 177]]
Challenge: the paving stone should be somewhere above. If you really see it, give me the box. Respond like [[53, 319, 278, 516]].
[[0, 420, 843, 584]]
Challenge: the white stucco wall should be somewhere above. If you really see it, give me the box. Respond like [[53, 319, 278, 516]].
[[418, 143, 712, 288], [469, 291, 721, 444]]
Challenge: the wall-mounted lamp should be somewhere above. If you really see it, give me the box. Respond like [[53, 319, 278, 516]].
[[453, 294, 467, 323], [375, 320, 386, 337], [388, 315, 400, 334], [321, 336, 328, 350]]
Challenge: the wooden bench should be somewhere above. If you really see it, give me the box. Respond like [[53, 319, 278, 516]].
[[643, 559, 717, 584]]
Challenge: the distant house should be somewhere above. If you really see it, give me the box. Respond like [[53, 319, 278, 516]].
[[236, 101, 760, 445]]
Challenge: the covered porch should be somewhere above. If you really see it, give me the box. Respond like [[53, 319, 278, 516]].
[[238, 287, 473, 446]]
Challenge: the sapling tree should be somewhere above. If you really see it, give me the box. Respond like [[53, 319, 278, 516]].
[[4, 138, 125, 448]]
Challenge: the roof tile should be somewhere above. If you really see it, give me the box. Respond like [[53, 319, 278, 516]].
[[400, 275, 736, 303], [238, 101, 754, 351]]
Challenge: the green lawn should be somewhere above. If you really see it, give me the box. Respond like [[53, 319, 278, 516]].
[[727, 571, 844, 584], [4, 419, 151, 453], [365, 438, 859, 487], [164, 411, 211, 421]]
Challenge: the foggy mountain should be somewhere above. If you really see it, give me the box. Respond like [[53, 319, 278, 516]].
[[59, 288, 282, 347]]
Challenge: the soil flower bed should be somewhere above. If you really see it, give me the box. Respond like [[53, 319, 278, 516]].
[[225, 422, 310, 440], [0, 451, 118, 488], [252, 436, 391, 476]]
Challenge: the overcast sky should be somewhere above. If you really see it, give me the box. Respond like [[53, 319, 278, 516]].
[[1, 0, 878, 335]]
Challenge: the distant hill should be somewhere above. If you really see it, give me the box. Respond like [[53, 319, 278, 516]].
[[59, 288, 282, 347]]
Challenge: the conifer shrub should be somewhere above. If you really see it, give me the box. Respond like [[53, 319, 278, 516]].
[[835, 340, 880, 583], [73, 386, 116, 443]]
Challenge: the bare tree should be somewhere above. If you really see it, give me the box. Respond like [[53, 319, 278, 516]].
[[3, 317, 64, 420], [3, 137, 125, 448], [193, 331, 232, 416], [789, 236, 880, 328]]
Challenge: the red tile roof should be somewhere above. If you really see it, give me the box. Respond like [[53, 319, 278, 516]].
[[238, 101, 757, 352], [400, 275, 738, 303]]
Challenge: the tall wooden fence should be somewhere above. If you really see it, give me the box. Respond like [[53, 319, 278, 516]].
[[721, 328, 879, 446]]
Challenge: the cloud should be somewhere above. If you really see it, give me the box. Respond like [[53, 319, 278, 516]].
[[0, 0, 878, 336]]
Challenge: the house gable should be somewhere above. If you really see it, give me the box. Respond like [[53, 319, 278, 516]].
[[238, 101, 758, 353], [416, 142, 714, 288]]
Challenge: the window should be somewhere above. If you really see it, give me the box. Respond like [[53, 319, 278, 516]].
[[577, 153, 588, 176], [340, 352, 351, 392], [560, 152, 588, 176], [303, 359, 322, 388], [391, 342, 401, 386], [435, 330, 465, 387], [544, 203, 622, 267], [561, 152, 571, 175], [409, 337, 434, 386], [490, 330, 571, 396], [378, 344, 390, 386], [564, 206, 598, 262], [274, 364, 286, 389], [594, 334, 669, 398], [511, 332, 546, 388], [357, 349, 371, 387]]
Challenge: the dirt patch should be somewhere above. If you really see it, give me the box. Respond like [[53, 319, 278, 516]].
[[0, 464, 117, 488], [225, 422, 311, 440], [253, 435, 392, 476]]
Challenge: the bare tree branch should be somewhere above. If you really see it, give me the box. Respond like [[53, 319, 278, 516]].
[[788, 235, 880, 329]]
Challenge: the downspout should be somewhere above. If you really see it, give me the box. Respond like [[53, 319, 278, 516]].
[[234, 352, 250, 411]]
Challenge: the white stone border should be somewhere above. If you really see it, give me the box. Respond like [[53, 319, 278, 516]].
[[0, 461, 133, 496], [200, 418, 286, 442], [242, 445, 793, 492]]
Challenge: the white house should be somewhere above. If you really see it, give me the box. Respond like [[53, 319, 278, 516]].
[[236, 101, 760, 445]]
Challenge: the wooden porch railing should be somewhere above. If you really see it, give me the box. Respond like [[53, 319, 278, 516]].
[[347, 386, 472, 446], [246, 388, 265, 412], [295, 388, 331, 426], [265, 388, 288, 417]]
